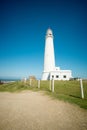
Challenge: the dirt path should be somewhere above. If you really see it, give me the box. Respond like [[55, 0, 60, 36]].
[[0, 91, 87, 130]]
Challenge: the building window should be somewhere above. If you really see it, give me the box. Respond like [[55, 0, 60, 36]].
[[52, 75, 54, 78], [63, 75, 66, 78], [56, 75, 59, 78]]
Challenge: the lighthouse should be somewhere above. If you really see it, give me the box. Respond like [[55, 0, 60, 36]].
[[42, 28, 72, 80], [41, 28, 55, 80]]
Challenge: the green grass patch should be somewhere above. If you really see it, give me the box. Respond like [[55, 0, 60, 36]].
[[0, 80, 87, 109]]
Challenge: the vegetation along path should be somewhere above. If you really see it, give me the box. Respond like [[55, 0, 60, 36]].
[[0, 91, 87, 130]]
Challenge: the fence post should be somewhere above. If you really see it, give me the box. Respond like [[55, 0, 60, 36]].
[[80, 79, 84, 99], [24, 77, 26, 84], [49, 80, 51, 91], [52, 79, 54, 92], [38, 80, 40, 88], [30, 79, 32, 86]]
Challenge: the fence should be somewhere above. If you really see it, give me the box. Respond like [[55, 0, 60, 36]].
[[24, 79, 87, 99]]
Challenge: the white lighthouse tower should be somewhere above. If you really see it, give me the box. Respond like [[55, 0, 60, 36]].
[[42, 28, 55, 80], [42, 28, 72, 80]]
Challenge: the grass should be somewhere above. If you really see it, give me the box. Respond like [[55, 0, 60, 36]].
[[0, 80, 87, 109]]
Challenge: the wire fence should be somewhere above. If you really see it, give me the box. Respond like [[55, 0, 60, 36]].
[[24, 79, 87, 99]]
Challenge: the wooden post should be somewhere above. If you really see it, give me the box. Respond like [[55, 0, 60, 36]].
[[24, 77, 26, 83], [52, 79, 54, 92], [38, 80, 40, 88], [49, 80, 51, 91], [30, 79, 32, 86], [80, 79, 84, 99]]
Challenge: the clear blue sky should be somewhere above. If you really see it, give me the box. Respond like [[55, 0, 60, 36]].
[[0, 0, 87, 79]]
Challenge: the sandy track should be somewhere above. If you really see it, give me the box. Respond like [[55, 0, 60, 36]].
[[0, 91, 87, 130]]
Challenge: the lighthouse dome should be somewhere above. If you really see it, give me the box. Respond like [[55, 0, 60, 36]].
[[46, 28, 53, 38]]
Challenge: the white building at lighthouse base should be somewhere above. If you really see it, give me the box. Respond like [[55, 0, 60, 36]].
[[42, 67, 72, 80]]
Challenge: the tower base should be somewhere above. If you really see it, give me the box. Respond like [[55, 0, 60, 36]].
[[41, 72, 50, 80]]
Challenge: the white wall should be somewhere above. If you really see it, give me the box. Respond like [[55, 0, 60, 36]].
[[50, 70, 72, 80]]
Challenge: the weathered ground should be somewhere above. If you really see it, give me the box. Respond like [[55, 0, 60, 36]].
[[0, 91, 87, 130]]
